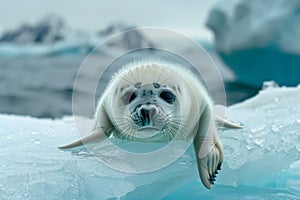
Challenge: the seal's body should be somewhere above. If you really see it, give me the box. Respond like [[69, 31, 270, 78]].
[[59, 61, 242, 189]]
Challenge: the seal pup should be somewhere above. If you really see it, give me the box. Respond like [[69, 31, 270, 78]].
[[59, 61, 242, 189]]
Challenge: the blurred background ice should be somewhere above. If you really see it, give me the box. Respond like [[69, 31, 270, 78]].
[[0, 0, 259, 118], [207, 0, 300, 87]]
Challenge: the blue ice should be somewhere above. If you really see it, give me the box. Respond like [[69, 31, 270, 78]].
[[1, 84, 300, 199]]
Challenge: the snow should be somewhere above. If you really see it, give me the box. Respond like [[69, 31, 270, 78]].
[[207, 0, 300, 86], [1, 84, 300, 199]]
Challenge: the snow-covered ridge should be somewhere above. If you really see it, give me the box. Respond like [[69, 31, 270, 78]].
[[1, 84, 300, 199], [0, 15, 68, 44], [0, 16, 155, 57]]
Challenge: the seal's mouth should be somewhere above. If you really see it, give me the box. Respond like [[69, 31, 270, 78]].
[[137, 126, 160, 131]]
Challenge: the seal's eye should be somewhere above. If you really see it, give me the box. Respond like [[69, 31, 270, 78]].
[[128, 92, 137, 103], [159, 91, 175, 104], [121, 91, 137, 104]]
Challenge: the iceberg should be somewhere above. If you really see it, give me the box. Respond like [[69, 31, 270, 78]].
[[1, 84, 300, 199], [207, 0, 300, 87], [0, 17, 155, 57]]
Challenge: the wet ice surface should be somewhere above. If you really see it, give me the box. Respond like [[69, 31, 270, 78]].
[[0, 116, 197, 200], [218, 85, 300, 191], [1, 85, 300, 199]]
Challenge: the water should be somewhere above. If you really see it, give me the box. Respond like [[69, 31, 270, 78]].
[[164, 184, 298, 200], [0, 56, 82, 118], [0, 55, 258, 118]]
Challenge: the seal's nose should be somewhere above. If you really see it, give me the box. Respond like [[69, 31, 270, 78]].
[[138, 105, 157, 126]]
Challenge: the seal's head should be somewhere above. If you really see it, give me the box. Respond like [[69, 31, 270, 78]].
[[106, 63, 199, 141], [116, 82, 180, 139]]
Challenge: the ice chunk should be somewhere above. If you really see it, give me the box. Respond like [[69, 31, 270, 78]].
[[218, 85, 300, 187], [0, 115, 198, 199]]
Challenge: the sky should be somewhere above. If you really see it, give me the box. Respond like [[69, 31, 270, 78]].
[[0, 0, 219, 41]]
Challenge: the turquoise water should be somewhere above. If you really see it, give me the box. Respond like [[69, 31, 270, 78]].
[[165, 184, 298, 200]]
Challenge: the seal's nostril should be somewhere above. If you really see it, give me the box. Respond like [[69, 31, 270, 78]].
[[148, 107, 157, 119], [140, 108, 149, 120], [140, 108, 150, 126]]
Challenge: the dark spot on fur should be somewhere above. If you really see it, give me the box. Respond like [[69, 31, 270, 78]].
[[142, 90, 146, 97], [177, 86, 181, 93], [153, 83, 160, 88], [135, 82, 142, 88]]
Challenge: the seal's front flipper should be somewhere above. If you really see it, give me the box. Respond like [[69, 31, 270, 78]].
[[214, 105, 244, 128], [194, 106, 224, 189], [216, 116, 244, 128], [58, 129, 106, 149], [197, 144, 222, 189], [194, 122, 223, 189]]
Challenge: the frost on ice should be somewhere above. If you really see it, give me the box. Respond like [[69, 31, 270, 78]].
[[1, 84, 300, 199]]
